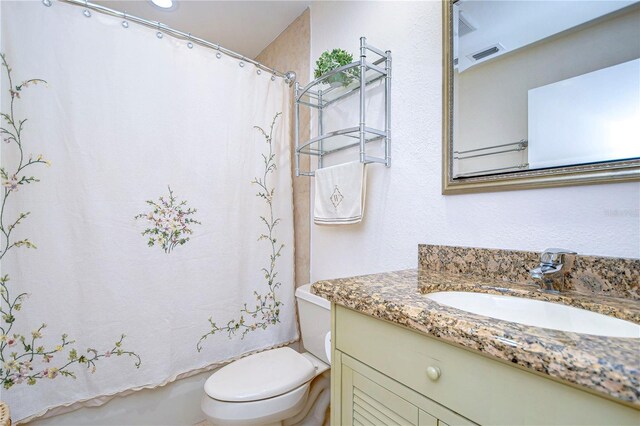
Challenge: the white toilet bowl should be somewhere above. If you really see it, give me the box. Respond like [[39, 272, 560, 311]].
[[201, 284, 331, 426]]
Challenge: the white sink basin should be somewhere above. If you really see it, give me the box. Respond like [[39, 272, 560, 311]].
[[426, 291, 640, 338]]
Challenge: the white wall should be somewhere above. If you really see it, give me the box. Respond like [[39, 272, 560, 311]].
[[309, 1, 640, 282]]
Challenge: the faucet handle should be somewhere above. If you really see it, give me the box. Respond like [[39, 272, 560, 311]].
[[540, 248, 577, 265]]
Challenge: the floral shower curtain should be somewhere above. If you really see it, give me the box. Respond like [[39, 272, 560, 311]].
[[0, 1, 296, 422]]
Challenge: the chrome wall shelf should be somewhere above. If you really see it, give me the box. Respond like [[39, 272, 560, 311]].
[[295, 37, 391, 177]]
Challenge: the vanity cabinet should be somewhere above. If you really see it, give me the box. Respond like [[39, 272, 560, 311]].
[[331, 305, 639, 426]]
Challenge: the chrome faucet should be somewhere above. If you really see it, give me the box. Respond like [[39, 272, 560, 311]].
[[529, 248, 576, 293]]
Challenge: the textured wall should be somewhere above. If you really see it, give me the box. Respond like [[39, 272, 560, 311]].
[[309, 1, 640, 283], [257, 9, 311, 287]]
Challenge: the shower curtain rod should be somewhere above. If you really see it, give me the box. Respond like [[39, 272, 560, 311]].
[[52, 0, 296, 83]]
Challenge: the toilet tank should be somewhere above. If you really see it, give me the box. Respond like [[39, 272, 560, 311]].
[[295, 284, 331, 365]]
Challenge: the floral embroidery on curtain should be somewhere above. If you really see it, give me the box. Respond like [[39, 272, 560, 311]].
[[0, 54, 141, 391], [2, 1, 295, 420], [134, 186, 201, 254], [197, 112, 284, 350]]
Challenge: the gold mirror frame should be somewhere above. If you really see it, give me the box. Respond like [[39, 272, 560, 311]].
[[442, 0, 640, 195]]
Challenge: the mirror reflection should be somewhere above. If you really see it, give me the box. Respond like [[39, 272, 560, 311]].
[[452, 1, 640, 178]]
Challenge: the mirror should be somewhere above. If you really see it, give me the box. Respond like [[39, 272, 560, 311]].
[[442, 0, 640, 194]]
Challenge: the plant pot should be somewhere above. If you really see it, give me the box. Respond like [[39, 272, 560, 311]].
[[327, 72, 350, 88]]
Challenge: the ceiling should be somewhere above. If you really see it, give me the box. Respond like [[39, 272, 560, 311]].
[[92, 0, 310, 59], [454, 0, 637, 72]]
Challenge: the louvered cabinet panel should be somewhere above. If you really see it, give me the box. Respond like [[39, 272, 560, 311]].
[[343, 364, 418, 426], [419, 410, 438, 426]]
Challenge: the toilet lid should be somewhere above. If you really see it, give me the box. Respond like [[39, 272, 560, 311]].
[[204, 347, 316, 402]]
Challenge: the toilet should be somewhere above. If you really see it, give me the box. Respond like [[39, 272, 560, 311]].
[[201, 284, 331, 426]]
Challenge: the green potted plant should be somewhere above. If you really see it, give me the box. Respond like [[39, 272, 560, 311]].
[[314, 48, 360, 88]]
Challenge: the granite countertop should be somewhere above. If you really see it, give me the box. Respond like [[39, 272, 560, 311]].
[[312, 268, 640, 406]]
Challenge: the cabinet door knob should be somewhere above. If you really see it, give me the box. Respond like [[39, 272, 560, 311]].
[[426, 366, 441, 381]]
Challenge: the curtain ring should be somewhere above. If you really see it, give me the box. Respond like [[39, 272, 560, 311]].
[[122, 11, 129, 28], [156, 22, 163, 39], [83, 0, 91, 17], [187, 33, 193, 49]]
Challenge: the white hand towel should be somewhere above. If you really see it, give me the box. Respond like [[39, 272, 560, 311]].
[[314, 161, 367, 225]]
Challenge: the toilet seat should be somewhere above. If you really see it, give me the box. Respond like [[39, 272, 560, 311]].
[[204, 347, 316, 402], [201, 381, 311, 426], [202, 347, 320, 425]]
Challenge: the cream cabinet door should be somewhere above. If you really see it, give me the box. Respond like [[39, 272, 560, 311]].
[[339, 353, 474, 426], [419, 410, 452, 426]]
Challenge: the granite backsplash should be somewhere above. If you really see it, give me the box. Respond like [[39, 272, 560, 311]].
[[418, 244, 639, 300]]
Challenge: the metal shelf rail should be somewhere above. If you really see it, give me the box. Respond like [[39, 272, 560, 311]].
[[294, 37, 391, 177]]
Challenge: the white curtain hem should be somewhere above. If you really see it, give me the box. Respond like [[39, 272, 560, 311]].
[[15, 337, 300, 425]]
